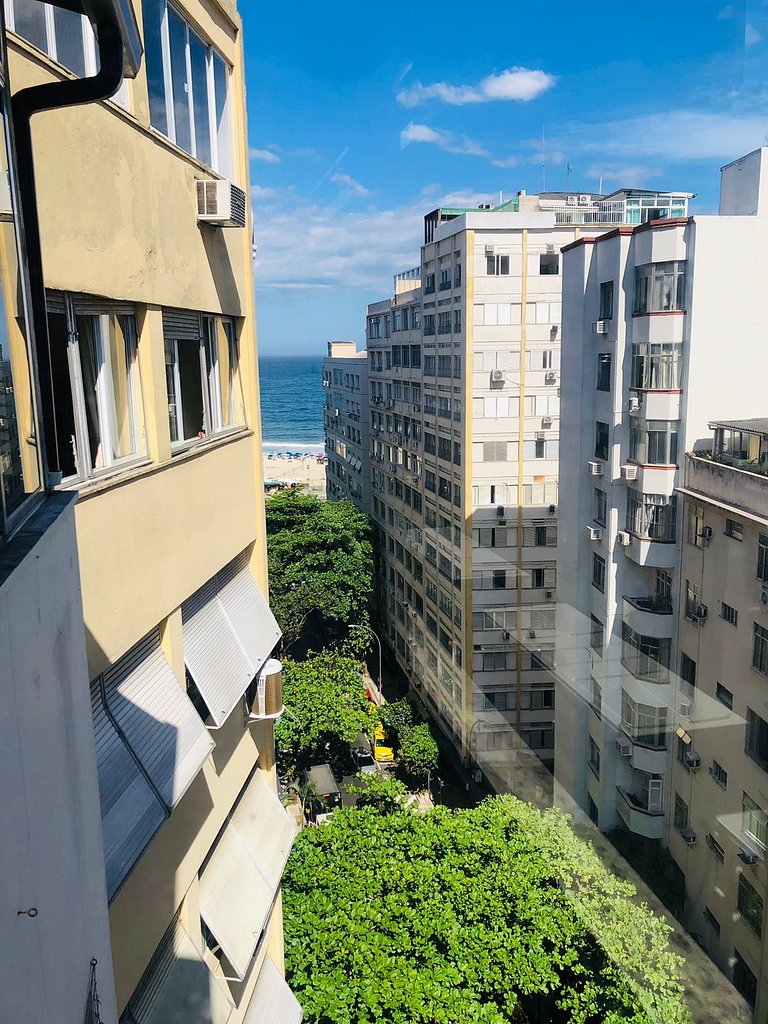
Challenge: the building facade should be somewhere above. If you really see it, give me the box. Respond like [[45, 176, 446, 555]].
[[2, 1, 300, 1022], [554, 150, 768, 860], [668, 420, 768, 1017], [323, 340, 369, 510], [357, 190, 690, 784]]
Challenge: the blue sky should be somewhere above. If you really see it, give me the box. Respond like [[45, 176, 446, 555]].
[[243, 0, 768, 356]]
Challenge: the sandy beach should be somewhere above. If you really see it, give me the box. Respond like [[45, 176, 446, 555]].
[[263, 443, 327, 498]]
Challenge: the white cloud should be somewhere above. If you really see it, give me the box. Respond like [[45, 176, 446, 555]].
[[397, 67, 555, 107], [249, 147, 280, 163], [252, 187, 487, 293], [251, 185, 279, 200], [330, 172, 371, 197], [746, 22, 762, 45], [557, 109, 768, 161], [400, 122, 490, 157], [491, 155, 520, 168], [717, 4, 735, 18]]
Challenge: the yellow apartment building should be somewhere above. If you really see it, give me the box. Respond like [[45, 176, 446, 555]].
[[1, 0, 301, 1020]]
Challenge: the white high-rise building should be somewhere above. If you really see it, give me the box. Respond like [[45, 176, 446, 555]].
[[342, 189, 693, 787], [323, 341, 369, 510], [555, 149, 768, 843]]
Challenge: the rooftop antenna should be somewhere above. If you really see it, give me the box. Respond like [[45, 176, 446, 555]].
[[598, 175, 603, 196], [499, 190, 503, 204], [566, 161, 572, 192]]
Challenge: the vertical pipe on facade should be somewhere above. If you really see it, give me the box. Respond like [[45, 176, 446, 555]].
[[10, 8, 124, 479], [516, 230, 528, 748], [463, 230, 474, 761]]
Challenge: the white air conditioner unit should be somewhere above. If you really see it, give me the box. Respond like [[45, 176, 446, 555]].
[[196, 179, 247, 227], [700, 526, 713, 542], [541, 416, 553, 428], [536, 431, 547, 440], [695, 603, 708, 622], [502, 631, 511, 641], [621, 464, 639, 481], [587, 525, 603, 541], [680, 827, 697, 846], [617, 530, 632, 546], [566, 195, 577, 206], [544, 590, 556, 601], [679, 699, 692, 716], [684, 750, 701, 770], [496, 505, 505, 517], [578, 194, 591, 206], [739, 845, 760, 865], [616, 736, 632, 756], [490, 369, 504, 382], [545, 371, 558, 384], [628, 396, 641, 413], [485, 245, 495, 255], [761, 588, 768, 611], [588, 461, 604, 476], [592, 320, 608, 334]]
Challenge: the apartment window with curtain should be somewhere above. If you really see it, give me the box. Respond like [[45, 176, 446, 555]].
[[634, 261, 687, 313], [142, 0, 232, 175], [626, 490, 677, 542], [163, 312, 244, 447], [46, 293, 143, 481], [599, 280, 614, 319], [629, 421, 679, 465], [621, 623, 671, 682], [621, 690, 667, 748], [630, 342, 682, 390]]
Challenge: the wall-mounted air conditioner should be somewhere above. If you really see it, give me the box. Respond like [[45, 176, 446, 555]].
[[621, 465, 639, 481], [545, 371, 558, 384], [680, 827, 697, 845], [679, 699, 692, 716], [536, 431, 547, 440], [578, 194, 591, 206], [616, 736, 632, 756], [588, 461, 604, 476], [496, 505, 505, 517], [196, 179, 247, 227], [628, 396, 641, 414], [587, 525, 603, 541], [491, 369, 504, 383], [700, 526, 713, 542], [684, 750, 701, 770], [541, 416, 552, 428], [617, 530, 631, 546], [592, 320, 608, 335]]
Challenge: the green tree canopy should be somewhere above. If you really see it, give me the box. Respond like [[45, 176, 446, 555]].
[[378, 699, 414, 745], [283, 797, 691, 1024], [275, 649, 375, 773], [398, 722, 439, 783], [266, 490, 373, 649], [346, 772, 408, 813]]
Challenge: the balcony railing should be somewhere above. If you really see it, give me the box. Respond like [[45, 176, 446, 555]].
[[624, 594, 673, 615], [617, 785, 663, 816]]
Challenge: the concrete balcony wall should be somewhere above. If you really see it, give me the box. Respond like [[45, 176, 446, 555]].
[[622, 596, 675, 638]]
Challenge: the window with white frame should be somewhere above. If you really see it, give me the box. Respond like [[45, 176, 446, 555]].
[[143, 0, 231, 175], [46, 293, 143, 481], [163, 312, 244, 446], [6, 0, 130, 106]]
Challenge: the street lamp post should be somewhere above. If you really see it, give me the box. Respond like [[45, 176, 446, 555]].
[[349, 622, 383, 696], [465, 719, 487, 785]]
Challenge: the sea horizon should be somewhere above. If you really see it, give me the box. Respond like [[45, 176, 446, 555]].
[[258, 353, 325, 445]]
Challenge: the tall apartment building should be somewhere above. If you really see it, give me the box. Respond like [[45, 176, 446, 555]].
[[323, 340, 369, 510], [1, 2, 300, 1022], [668, 419, 768, 1017], [358, 190, 690, 784], [554, 150, 768, 857]]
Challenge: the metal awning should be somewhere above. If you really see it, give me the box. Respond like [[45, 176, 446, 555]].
[[91, 682, 165, 902], [242, 957, 303, 1024], [92, 631, 214, 900], [182, 553, 282, 727], [199, 771, 296, 980], [103, 631, 214, 807], [121, 922, 234, 1024]]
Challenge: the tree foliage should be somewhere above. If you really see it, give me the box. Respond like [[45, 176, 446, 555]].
[[398, 722, 439, 782], [266, 490, 373, 648], [275, 649, 374, 773], [346, 772, 409, 813], [378, 700, 414, 745], [283, 796, 691, 1024]]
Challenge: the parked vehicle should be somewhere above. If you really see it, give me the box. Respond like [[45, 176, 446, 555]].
[[351, 733, 378, 774], [306, 763, 342, 809], [372, 723, 395, 763]]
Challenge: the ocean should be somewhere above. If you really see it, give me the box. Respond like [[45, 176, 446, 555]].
[[258, 355, 326, 451]]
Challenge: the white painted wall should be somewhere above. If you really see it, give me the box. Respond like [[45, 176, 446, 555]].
[[0, 495, 117, 1024]]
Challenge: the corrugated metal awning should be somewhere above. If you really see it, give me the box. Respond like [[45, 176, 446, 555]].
[[162, 308, 203, 340], [242, 957, 303, 1024], [91, 681, 165, 902], [121, 922, 234, 1024], [199, 771, 296, 980], [103, 630, 214, 808], [182, 553, 282, 727]]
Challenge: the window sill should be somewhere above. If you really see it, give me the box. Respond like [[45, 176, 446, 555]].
[[632, 310, 686, 317], [73, 429, 252, 501]]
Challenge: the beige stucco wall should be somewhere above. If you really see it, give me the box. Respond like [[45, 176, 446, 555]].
[[6, 0, 275, 1018]]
